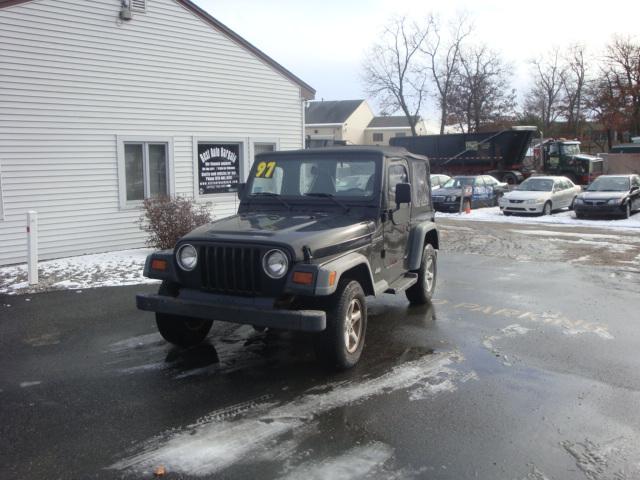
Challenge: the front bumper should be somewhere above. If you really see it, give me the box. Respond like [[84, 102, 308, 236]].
[[500, 202, 544, 214], [433, 201, 462, 213], [574, 204, 625, 217], [136, 289, 326, 332]]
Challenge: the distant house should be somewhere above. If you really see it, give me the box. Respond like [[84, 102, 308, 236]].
[[305, 100, 374, 147], [0, 0, 314, 266], [365, 116, 427, 146]]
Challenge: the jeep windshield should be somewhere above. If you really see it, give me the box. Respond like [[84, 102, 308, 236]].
[[247, 154, 378, 200]]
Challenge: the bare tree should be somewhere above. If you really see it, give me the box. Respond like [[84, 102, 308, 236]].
[[603, 36, 640, 135], [421, 13, 473, 134], [447, 45, 517, 133], [586, 69, 626, 149], [586, 37, 640, 148], [561, 44, 588, 136], [362, 17, 430, 136], [524, 48, 567, 131]]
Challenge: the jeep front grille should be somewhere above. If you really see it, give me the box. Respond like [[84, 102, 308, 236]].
[[201, 245, 263, 295]]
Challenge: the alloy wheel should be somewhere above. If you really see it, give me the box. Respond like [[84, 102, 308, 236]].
[[344, 298, 363, 354]]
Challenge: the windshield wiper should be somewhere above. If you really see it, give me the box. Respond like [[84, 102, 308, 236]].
[[304, 193, 350, 212], [249, 192, 291, 209]]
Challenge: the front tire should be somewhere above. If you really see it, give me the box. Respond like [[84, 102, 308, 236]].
[[155, 281, 213, 347], [541, 201, 552, 216], [623, 202, 631, 219], [406, 244, 437, 305], [314, 279, 367, 370]]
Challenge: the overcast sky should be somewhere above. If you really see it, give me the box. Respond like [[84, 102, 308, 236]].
[[193, 0, 638, 127]]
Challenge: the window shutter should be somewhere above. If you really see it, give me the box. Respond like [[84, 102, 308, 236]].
[[131, 0, 146, 12]]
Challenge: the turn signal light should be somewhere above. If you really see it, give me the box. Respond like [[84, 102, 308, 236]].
[[328, 271, 337, 286], [292, 271, 314, 285], [151, 259, 167, 271]]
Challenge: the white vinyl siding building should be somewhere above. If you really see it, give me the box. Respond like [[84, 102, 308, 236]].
[[0, 0, 313, 265]]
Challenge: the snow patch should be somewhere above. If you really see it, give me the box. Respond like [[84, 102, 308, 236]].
[[483, 324, 532, 366], [561, 437, 640, 480], [278, 442, 394, 480], [509, 229, 640, 242], [437, 207, 640, 231], [111, 351, 468, 477], [0, 248, 159, 295], [19, 381, 41, 388]]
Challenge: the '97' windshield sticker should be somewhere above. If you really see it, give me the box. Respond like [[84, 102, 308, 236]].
[[255, 161, 277, 178]]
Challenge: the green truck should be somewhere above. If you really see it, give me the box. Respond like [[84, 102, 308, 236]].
[[539, 139, 604, 185]]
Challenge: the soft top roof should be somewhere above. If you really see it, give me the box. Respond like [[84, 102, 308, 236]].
[[259, 146, 430, 163]]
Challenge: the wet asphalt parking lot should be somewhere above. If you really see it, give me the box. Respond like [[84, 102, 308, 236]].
[[1, 222, 640, 479]]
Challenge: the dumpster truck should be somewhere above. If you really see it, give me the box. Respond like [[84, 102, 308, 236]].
[[390, 127, 603, 185]]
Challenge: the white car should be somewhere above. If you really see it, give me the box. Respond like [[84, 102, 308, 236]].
[[499, 176, 581, 216], [430, 174, 451, 190]]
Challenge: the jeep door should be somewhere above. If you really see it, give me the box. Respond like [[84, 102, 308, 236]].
[[383, 160, 411, 283]]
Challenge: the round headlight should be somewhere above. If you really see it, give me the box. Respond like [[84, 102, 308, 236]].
[[177, 244, 198, 271], [262, 249, 288, 279]]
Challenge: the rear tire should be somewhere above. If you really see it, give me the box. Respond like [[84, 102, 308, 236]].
[[406, 244, 437, 305], [314, 279, 367, 370], [155, 281, 213, 347]]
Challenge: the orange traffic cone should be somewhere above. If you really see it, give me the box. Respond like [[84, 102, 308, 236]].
[[464, 199, 471, 214]]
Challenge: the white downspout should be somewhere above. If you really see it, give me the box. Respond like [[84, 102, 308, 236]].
[[301, 97, 306, 149]]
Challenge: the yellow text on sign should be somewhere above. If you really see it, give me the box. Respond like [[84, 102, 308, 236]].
[[255, 161, 276, 178]]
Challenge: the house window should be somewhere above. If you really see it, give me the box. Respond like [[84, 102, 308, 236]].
[[373, 133, 383, 142], [254, 143, 276, 157], [125, 143, 168, 201], [118, 139, 171, 206]]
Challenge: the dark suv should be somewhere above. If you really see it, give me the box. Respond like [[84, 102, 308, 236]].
[[136, 147, 439, 369]]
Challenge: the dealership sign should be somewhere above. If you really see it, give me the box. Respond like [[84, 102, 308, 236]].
[[197, 143, 240, 194]]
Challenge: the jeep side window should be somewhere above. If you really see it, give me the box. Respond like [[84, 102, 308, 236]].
[[388, 164, 408, 209], [412, 160, 430, 207]]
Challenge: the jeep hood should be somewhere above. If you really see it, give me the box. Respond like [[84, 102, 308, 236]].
[[181, 212, 376, 261]]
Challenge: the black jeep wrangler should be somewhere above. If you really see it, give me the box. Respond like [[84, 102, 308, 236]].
[[137, 147, 439, 369]]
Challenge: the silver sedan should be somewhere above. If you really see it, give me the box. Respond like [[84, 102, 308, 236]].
[[499, 176, 581, 216]]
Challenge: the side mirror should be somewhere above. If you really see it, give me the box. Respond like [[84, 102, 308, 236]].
[[237, 182, 247, 200], [395, 183, 412, 206], [631, 186, 639, 193]]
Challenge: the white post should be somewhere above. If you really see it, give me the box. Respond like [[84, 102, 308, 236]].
[[27, 210, 38, 285]]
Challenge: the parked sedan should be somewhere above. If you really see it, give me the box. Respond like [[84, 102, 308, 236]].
[[433, 175, 508, 212], [499, 176, 581, 216], [574, 174, 640, 219], [430, 174, 451, 190]]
